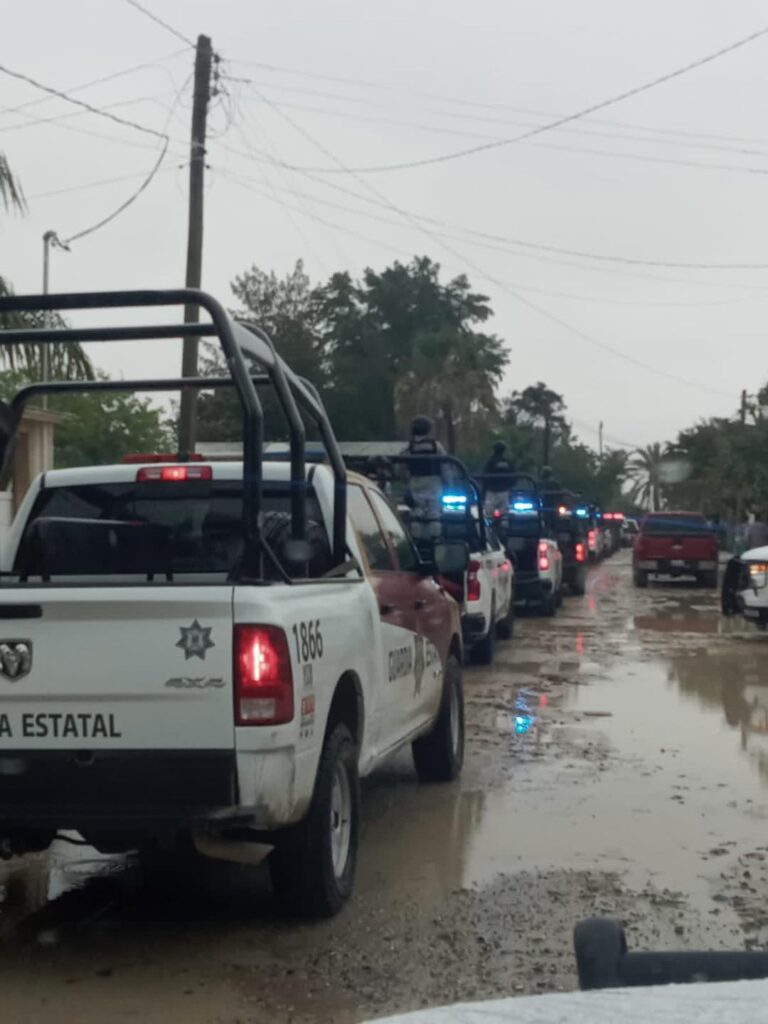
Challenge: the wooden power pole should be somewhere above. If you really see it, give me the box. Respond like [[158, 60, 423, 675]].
[[178, 33, 213, 456]]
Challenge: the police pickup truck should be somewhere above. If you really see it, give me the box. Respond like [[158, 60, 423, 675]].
[[0, 289, 467, 919], [349, 454, 514, 666]]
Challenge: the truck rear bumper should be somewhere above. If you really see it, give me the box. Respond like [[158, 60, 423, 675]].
[[0, 750, 237, 829], [515, 574, 552, 604], [637, 559, 717, 574]]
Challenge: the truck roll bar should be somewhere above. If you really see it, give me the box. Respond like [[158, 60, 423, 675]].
[[0, 288, 348, 575]]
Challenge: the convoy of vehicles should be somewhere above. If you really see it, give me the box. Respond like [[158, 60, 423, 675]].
[[0, 288, 743, 933], [347, 453, 514, 665], [632, 512, 720, 588]]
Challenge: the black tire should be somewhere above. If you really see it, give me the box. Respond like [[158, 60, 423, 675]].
[[472, 602, 496, 665], [540, 590, 556, 617], [633, 569, 648, 588], [412, 654, 464, 782], [269, 722, 359, 918], [573, 917, 627, 990], [496, 598, 514, 640], [556, 584, 564, 608], [571, 568, 587, 597], [700, 569, 719, 589]]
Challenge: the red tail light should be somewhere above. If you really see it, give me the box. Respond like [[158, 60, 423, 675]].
[[538, 541, 549, 572], [467, 560, 481, 601], [136, 465, 212, 482], [234, 625, 294, 726], [493, 509, 502, 519], [575, 542, 586, 563], [587, 529, 597, 552]]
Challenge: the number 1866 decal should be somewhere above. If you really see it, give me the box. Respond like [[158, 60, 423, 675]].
[[291, 620, 323, 663]]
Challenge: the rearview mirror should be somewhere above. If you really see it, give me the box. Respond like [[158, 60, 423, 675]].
[[433, 540, 469, 576]]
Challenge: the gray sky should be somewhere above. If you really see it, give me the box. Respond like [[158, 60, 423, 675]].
[[3, 0, 768, 449]]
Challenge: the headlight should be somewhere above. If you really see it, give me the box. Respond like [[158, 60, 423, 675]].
[[748, 562, 768, 589]]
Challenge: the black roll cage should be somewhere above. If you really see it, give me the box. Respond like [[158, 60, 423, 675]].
[[346, 452, 488, 548], [0, 289, 348, 578]]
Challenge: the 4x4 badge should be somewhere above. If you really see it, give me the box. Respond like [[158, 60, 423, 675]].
[[0, 641, 32, 681], [176, 620, 215, 661]]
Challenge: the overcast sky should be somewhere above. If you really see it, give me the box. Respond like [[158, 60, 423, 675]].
[[3, 0, 768, 449]]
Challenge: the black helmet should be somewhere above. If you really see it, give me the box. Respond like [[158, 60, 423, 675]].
[[492, 441, 506, 456], [410, 415, 434, 438], [541, 465, 553, 479]]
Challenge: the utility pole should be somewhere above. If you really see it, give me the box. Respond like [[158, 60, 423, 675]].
[[178, 34, 213, 456], [598, 420, 604, 461], [542, 412, 551, 466], [41, 229, 70, 408], [740, 388, 748, 425]]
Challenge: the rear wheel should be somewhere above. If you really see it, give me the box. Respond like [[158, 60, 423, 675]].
[[541, 591, 556, 617], [412, 654, 464, 782], [472, 602, 496, 664], [633, 569, 648, 588], [269, 722, 359, 918], [496, 598, 515, 640], [572, 568, 587, 597]]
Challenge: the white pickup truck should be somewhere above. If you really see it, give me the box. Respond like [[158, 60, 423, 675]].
[[0, 288, 467, 919]]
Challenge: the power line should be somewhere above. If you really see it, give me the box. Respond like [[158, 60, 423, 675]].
[[27, 166, 179, 200], [120, 0, 195, 47], [215, 130, 768, 272], [62, 138, 169, 244], [0, 89, 180, 136], [0, 61, 169, 141], [0, 49, 188, 120], [231, 82, 768, 162], [229, 98, 738, 403], [248, 25, 768, 174]]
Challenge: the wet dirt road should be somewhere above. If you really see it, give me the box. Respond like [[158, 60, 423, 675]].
[[2, 551, 768, 1023]]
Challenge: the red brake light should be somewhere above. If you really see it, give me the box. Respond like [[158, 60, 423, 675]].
[[501, 560, 511, 573], [234, 625, 294, 726], [136, 465, 213, 482], [467, 559, 481, 602], [493, 509, 502, 519], [604, 513, 614, 521], [538, 541, 549, 572], [588, 529, 597, 552], [575, 542, 586, 563]]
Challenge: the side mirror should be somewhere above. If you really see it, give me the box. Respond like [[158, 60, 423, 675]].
[[433, 540, 469, 576]]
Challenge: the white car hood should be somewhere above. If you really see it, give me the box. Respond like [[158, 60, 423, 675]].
[[365, 979, 768, 1024], [743, 546, 768, 561]]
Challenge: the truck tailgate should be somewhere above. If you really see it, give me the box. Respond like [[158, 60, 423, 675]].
[[641, 535, 716, 560], [0, 587, 234, 750]]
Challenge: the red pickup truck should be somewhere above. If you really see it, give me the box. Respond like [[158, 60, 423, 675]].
[[633, 512, 719, 589]]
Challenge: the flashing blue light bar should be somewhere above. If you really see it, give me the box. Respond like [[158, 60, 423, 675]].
[[511, 500, 535, 513], [575, 507, 589, 518], [442, 493, 468, 507]]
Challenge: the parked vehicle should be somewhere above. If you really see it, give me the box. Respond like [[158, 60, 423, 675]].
[[621, 517, 639, 548], [0, 288, 468, 919], [633, 512, 719, 588]]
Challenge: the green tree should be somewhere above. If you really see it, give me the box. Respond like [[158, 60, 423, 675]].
[[504, 382, 568, 466], [628, 442, 667, 511], [196, 260, 325, 443], [0, 370, 172, 468]]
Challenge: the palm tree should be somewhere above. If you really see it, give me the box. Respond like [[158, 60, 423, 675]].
[[628, 442, 666, 511], [0, 151, 92, 380]]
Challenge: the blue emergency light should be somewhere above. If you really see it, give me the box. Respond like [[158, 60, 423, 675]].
[[441, 493, 467, 508], [510, 499, 536, 513], [575, 507, 588, 518]]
